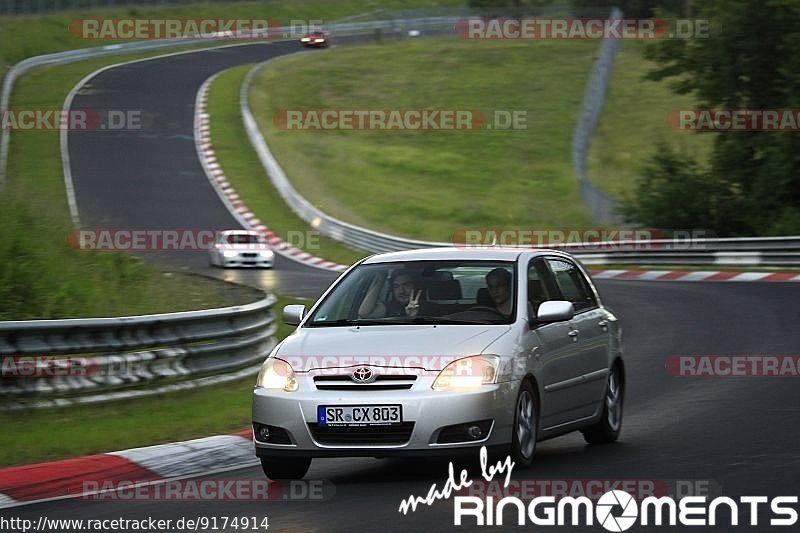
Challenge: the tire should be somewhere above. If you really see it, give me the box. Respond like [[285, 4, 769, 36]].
[[510, 380, 538, 468], [260, 457, 311, 480], [582, 363, 624, 444]]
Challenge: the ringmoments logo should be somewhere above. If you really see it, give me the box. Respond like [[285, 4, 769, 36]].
[[452, 492, 800, 528], [395, 448, 799, 529]]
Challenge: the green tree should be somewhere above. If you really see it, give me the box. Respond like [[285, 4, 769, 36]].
[[626, 0, 800, 235]]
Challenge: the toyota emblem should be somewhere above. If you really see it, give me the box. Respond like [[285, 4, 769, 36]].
[[351, 366, 375, 383]]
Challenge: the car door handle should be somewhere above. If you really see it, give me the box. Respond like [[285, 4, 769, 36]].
[[597, 320, 608, 328], [568, 329, 579, 338]]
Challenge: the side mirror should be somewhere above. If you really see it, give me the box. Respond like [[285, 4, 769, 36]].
[[536, 301, 574, 323], [283, 304, 307, 326]]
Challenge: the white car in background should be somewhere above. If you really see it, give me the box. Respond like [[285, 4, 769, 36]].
[[208, 230, 274, 268]]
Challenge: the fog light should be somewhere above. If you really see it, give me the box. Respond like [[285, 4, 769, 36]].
[[257, 425, 270, 441], [467, 425, 483, 439]]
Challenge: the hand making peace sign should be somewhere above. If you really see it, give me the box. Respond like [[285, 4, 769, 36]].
[[405, 289, 421, 317]]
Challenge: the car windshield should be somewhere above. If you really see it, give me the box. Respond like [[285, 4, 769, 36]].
[[307, 260, 517, 326], [225, 233, 262, 244]]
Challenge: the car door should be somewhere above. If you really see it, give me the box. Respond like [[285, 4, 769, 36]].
[[545, 257, 610, 419], [525, 257, 586, 429]]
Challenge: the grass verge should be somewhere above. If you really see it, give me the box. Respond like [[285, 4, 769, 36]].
[[251, 38, 599, 242], [585, 41, 715, 199], [206, 64, 367, 266], [2, 45, 272, 319], [0, 295, 311, 468]]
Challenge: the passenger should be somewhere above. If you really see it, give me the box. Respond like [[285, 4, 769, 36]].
[[485, 267, 513, 317], [358, 269, 422, 318]]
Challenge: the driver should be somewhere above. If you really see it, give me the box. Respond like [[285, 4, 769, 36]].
[[358, 269, 422, 318], [485, 267, 513, 317]]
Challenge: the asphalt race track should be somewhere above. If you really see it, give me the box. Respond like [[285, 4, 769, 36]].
[[5, 280, 800, 531], [9, 39, 799, 532], [66, 40, 345, 297]]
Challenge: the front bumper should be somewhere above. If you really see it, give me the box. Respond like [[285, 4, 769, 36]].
[[221, 259, 273, 268], [252, 377, 519, 458]]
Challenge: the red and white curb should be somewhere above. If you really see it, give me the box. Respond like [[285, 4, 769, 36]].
[[589, 269, 800, 282], [194, 75, 348, 273], [0, 429, 258, 509]]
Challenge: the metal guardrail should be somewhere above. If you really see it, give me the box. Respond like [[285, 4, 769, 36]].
[[0, 293, 277, 409], [572, 7, 622, 225]]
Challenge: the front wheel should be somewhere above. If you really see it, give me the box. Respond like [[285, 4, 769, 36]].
[[260, 457, 311, 480], [582, 364, 624, 444], [510, 380, 538, 468]]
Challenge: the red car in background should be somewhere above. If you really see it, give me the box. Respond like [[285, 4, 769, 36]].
[[300, 30, 330, 48]]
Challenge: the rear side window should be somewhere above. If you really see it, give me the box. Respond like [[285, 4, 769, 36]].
[[546, 258, 597, 313]]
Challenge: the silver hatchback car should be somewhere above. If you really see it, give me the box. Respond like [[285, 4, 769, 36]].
[[252, 248, 624, 479]]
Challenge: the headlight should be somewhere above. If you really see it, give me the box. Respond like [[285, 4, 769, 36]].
[[314, 38, 325, 43], [300, 37, 310, 42], [432, 355, 500, 391], [256, 358, 298, 392], [259, 250, 274, 258], [222, 250, 238, 258]]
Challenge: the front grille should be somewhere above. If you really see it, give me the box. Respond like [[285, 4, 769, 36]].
[[313, 374, 417, 391], [241, 252, 258, 258], [308, 422, 415, 445]]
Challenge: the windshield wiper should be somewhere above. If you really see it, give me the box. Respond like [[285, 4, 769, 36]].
[[309, 317, 500, 327], [408, 316, 496, 325], [307, 318, 400, 327]]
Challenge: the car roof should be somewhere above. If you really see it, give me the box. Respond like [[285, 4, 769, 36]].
[[360, 246, 568, 264]]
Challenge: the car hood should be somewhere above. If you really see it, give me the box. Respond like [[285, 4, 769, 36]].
[[274, 325, 510, 372]]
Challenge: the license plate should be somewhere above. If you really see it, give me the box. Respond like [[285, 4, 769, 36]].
[[317, 405, 402, 426]]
